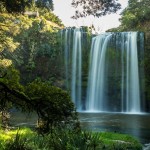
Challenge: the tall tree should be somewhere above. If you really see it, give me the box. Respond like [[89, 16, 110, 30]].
[[0, 0, 30, 13], [119, 0, 150, 30], [71, 0, 121, 19], [0, 0, 54, 13]]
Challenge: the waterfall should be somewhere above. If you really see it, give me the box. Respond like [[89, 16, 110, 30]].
[[86, 32, 142, 113], [71, 28, 82, 110], [64, 29, 69, 89], [126, 32, 140, 113], [61, 29, 144, 113], [86, 34, 112, 111], [63, 28, 72, 89], [62, 28, 82, 111]]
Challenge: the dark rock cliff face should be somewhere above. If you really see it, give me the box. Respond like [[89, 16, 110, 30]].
[[144, 32, 150, 112]]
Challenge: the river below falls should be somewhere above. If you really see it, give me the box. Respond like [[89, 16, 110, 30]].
[[79, 112, 150, 144], [10, 111, 150, 144]]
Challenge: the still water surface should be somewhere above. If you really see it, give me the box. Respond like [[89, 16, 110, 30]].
[[79, 112, 150, 144], [10, 112, 150, 144]]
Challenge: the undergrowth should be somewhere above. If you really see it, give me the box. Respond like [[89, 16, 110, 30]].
[[0, 127, 142, 150]]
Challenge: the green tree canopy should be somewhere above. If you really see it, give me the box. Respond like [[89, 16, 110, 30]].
[[119, 0, 150, 30], [0, 66, 26, 111], [0, 0, 54, 13], [0, 70, 78, 132], [25, 80, 78, 132], [71, 0, 121, 19], [0, 0, 30, 13]]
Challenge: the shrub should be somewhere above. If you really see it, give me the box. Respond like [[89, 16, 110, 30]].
[[25, 80, 79, 133]]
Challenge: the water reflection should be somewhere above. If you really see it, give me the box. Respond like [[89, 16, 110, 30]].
[[79, 113, 150, 144]]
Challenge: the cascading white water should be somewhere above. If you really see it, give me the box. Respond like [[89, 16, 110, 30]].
[[61, 29, 143, 113], [86, 34, 112, 111], [64, 29, 69, 89], [121, 33, 125, 112], [62, 28, 82, 110], [71, 28, 82, 110], [126, 32, 140, 113], [86, 32, 141, 113]]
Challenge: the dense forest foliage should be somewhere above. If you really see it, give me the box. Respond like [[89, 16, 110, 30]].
[[108, 0, 150, 32], [0, 0, 150, 119], [0, 0, 79, 133], [0, 0, 150, 124], [0, 0, 147, 149], [0, 1, 64, 83], [71, 0, 121, 19], [0, 0, 54, 13]]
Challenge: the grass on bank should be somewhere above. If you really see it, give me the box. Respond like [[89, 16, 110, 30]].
[[0, 127, 142, 150]]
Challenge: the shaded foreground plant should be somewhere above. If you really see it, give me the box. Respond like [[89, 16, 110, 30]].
[[33, 129, 104, 150], [0, 75, 79, 134], [25, 80, 79, 134], [5, 130, 32, 150], [0, 127, 142, 150]]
